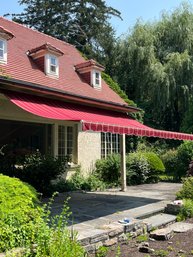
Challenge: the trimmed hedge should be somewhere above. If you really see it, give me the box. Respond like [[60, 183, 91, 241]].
[[0, 174, 42, 252]]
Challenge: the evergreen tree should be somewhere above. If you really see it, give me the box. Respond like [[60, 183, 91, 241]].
[[9, 0, 121, 71]]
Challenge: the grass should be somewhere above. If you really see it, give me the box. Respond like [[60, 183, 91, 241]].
[[136, 234, 149, 243]]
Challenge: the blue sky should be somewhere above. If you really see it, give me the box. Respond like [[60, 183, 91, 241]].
[[1, 0, 193, 36]]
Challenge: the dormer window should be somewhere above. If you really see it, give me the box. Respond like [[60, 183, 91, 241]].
[[75, 59, 104, 90], [27, 43, 63, 79], [92, 70, 101, 89], [0, 26, 14, 65], [0, 39, 7, 63], [45, 54, 59, 77]]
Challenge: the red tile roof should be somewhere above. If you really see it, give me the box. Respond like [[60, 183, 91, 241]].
[[0, 25, 15, 40], [27, 42, 64, 56], [75, 59, 104, 71], [0, 17, 127, 107]]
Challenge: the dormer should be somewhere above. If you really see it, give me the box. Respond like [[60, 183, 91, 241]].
[[75, 59, 105, 90], [0, 26, 14, 64], [27, 43, 64, 78]]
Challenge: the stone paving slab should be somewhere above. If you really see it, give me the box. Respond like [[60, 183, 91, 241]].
[[169, 222, 193, 232], [143, 213, 176, 228]]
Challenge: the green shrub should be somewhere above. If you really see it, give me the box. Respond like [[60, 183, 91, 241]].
[[17, 151, 67, 195], [126, 151, 165, 184], [0, 174, 42, 252], [95, 154, 121, 186], [176, 177, 193, 200], [143, 152, 165, 183], [176, 141, 193, 180], [53, 169, 106, 192], [161, 149, 178, 178], [126, 152, 149, 184], [177, 199, 193, 221]]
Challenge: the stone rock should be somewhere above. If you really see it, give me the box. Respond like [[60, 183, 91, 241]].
[[109, 227, 123, 237], [90, 233, 108, 244], [104, 238, 117, 247], [138, 246, 154, 253], [169, 222, 193, 233], [150, 227, 174, 240], [178, 249, 186, 253], [139, 242, 149, 247], [118, 233, 128, 242]]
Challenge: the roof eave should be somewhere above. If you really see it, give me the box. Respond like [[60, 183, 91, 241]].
[[0, 76, 141, 113]]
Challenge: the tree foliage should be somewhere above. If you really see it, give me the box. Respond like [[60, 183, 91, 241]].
[[10, 0, 121, 73], [115, 3, 193, 131]]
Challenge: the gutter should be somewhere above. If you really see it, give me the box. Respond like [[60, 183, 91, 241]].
[[0, 76, 141, 113]]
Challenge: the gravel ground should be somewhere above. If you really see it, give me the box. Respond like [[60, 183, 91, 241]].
[[90, 218, 193, 257]]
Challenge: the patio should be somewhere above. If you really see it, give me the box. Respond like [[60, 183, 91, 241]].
[[46, 182, 182, 241]]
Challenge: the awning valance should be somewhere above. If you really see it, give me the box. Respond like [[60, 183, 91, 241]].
[[6, 92, 193, 141]]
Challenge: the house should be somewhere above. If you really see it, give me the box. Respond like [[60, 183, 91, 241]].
[[0, 17, 140, 175], [1, 17, 193, 189]]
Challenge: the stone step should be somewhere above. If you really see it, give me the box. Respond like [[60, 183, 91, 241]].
[[143, 213, 177, 231], [130, 200, 170, 219]]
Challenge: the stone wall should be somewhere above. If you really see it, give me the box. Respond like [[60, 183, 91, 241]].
[[77, 129, 101, 175]]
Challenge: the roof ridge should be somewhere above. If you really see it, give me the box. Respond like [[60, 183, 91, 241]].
[[0, 16, 75, 48]]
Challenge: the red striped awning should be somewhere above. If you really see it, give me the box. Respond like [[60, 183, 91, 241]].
[[5, 92, 193, 141]]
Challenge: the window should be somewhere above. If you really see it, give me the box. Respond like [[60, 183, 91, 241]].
[[50, 56, 57, 73], [91, 70, 101, 89], [101, 132, 120, 158], [0, 39, 7, 63], [95, 72, 100, 85], [58, 125, 74, 161], [45, 54, 59, 77]]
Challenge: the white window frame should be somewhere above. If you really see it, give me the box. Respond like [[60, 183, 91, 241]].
[[45, 54, 59, 78], [101, 132, 120, 158], [0, 38, 7, 64], [91, 69, 101, 89], [58, 125, 74, 161]]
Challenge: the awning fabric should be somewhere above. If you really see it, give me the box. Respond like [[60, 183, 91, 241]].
[[6, 92, 193, 141]]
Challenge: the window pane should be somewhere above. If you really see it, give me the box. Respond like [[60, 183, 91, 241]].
[[67, 126, 73, 158], [50, 57, 56, 65], [101, 132, 120, 158], [50, 65, 56, 73], [95, 72, 100, 85], [0, 49, 3, 59], [0, 40, 4, 50]]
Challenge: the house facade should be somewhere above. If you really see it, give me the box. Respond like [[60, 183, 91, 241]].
[[0, 17, 139, 174]]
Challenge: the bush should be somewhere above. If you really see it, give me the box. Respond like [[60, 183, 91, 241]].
[[0, 174, 42, 252], [176, 141, 193, 180], [143, 152, 165, 183], [95, 154, 121, 186], [126, 151, 165, 184], [126, 152, 149, 185], [16, 151, 67, 195], [52, 169, 106, 192], [161, 149, 178, 178], [177, 199, 193, 221], [0, 175, 85, 256], [176, 177, 193, 200]]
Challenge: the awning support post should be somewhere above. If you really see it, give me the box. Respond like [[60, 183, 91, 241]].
[[120, 133, 127, 192]]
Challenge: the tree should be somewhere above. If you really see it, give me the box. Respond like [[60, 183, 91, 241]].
[[8, 0, 121, 71], [115, 3, 193, 131]]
